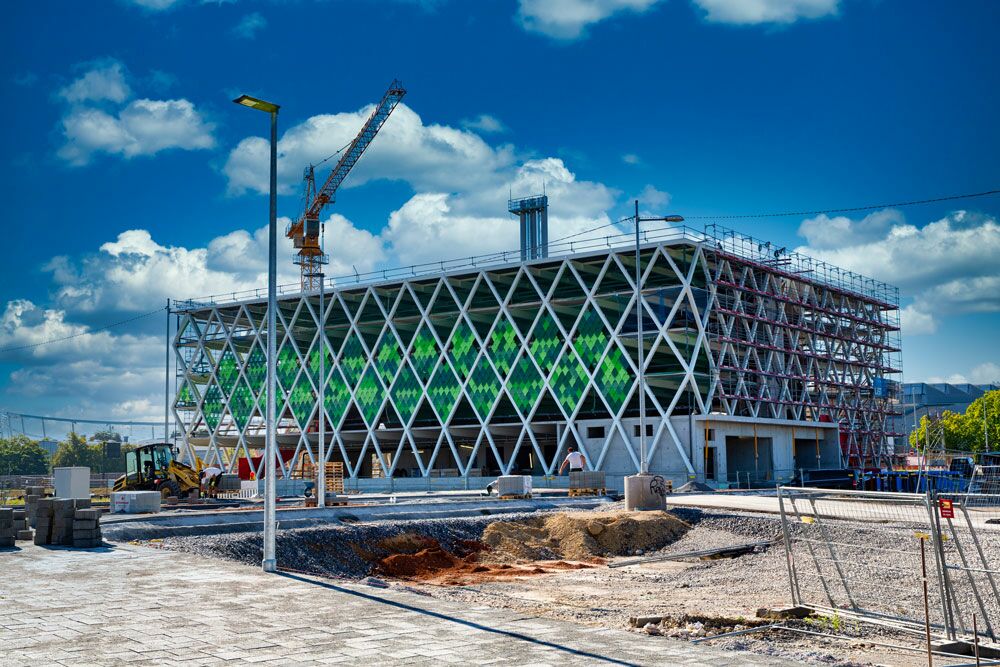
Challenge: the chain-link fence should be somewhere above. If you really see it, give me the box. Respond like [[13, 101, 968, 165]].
[[778, 487, 1000, 648], [777, 488, 955, 636], [937, 491, 1000, 642]]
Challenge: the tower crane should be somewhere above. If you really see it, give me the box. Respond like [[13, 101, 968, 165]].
[[288, 80, 407, 290]]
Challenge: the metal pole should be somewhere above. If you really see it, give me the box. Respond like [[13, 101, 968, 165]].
[[920, 536, 933, 667], [317, 273, 326, 508], [635, 199, 647, 474], [164, 298, 171, 445], [263, 108, 278, 573]]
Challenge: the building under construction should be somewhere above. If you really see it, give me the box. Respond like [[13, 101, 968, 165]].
[[172, 223, 901, 490]]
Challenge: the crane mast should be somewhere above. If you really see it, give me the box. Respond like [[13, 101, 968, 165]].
[[288, 80, 407, 290]]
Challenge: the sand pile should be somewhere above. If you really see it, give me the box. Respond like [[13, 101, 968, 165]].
[[482, 510, 689, 562]]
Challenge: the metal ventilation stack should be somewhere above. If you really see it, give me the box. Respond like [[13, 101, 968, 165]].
[[509, 195, 548, 261]]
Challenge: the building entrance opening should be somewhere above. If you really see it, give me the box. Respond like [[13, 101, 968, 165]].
[[725, 436, 773, 486], [705, 446, 716, 481]]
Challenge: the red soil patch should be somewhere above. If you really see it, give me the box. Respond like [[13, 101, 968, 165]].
[[372, 538, 594, 585]]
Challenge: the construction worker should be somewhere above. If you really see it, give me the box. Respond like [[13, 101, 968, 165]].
[[559, 446, 587, 475], [201, 463, 223, 497]]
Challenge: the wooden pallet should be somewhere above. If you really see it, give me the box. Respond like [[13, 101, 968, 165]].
[[568, 487, 606, 497], [498, 493, 532, 500]]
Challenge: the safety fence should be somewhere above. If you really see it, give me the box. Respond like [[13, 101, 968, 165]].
[[777, 487, 1000, 644]]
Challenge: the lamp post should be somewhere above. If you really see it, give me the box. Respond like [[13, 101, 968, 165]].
[[317, 271, 326, 508], [233, 93, 280, 573], [632, 199, 684, 474]]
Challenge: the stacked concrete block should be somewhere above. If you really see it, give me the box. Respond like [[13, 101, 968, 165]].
[[73, 508, 102, 548], [0, 508, 14, 548], [569, 470, 606, 489], [13, 509, 31, 541], [24, 486, 44, 529], [50, 499, 76, 546], [33, 498, 53, 545]]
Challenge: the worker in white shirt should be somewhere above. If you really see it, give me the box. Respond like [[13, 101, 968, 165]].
[[559, 446, 587, 474], [201, 464, 223, 497]]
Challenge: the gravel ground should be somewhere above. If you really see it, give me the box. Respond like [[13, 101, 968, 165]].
[[155, 502, 1000, 666], [158, 511, 545, 578]]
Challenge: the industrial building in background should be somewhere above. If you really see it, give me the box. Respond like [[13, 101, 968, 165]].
[[892, 382, 1000, 437], [172, 219, 902, 491]]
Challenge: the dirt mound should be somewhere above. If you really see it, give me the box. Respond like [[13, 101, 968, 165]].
[[373, 537, 593, 585], [482, 510, 689, 562]]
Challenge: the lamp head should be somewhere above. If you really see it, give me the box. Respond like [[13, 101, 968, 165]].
[[233, 95, 279, 113]]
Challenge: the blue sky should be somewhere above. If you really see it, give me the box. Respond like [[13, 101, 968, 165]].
[[1, 0, 998, 426]]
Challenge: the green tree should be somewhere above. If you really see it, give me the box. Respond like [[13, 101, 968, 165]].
[[51, 432, 103, 469], [0, 435, 50, 475], [909, 390, 1000, 454], [90, 429, 122, 443]]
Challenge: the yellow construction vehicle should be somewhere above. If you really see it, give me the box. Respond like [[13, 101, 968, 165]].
[[112, 443, 203, 499]]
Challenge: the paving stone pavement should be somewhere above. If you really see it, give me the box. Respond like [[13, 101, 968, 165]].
[[0, 542, 796, 666]]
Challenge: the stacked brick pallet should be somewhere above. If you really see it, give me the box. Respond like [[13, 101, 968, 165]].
[[0, 508, 14, 548], [24, 485, 44, 528], [33, 498, 101, 548], [73, 509, 102, 548]]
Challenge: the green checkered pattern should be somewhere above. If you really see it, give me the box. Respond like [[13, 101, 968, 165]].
[[176, 245, 715, 475]]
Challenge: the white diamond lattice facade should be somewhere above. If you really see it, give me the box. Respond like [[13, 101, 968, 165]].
[[172, 227, 901, 489]]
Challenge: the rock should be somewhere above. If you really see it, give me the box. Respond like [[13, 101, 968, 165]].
[[643, 623, 661, 636], [361, 577, 389, 588]]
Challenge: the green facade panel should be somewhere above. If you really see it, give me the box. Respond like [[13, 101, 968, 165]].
[[467, 356, 501, 419], [508, 355, 543, 415], [428, 363, 460, 421], [390, 363, 421, 425], [339, 334, 367, 386], [550, 350, 588, 414], [410, 326, 439, 384], [323, 368, 352, 426], [595, 345, 633, 414], [488, 316, 518, 378], [355, 366, 385, 426], [529, 311, 562, 375]]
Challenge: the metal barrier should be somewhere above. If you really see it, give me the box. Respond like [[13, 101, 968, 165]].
[[777, 487, 1000, 644]]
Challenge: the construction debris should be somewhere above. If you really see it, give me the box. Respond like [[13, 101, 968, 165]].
[[608, 538, 777, 568]]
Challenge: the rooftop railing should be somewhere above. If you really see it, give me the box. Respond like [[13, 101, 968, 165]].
[[174, 222, 899, 311]]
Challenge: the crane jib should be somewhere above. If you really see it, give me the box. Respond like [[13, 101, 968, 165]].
[[289, 80, 406, 290]]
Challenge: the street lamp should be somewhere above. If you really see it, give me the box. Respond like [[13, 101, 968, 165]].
[[233, 93, 280, 573], [632, 199, 684, 474]]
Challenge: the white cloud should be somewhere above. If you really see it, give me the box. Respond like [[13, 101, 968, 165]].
[[622, 153, 641, 165], [233, 12, 267, 39], [899, 304, 937, 336], [927, 363, 1000, 386], [224, 103, 515, 197], [797, 210, 1000, 292], [45, 215, 382, 316], [517, 0, 663, 40], [636, 184, 671, 208], [59, 60, 131, 104], [692, 0, 839, 24], [58, 98, 215, 166], [797, 209, 1000, 337], [461, 114, 506, 134], [798, 208, 903, 250], [123, 0, 185, 10]]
